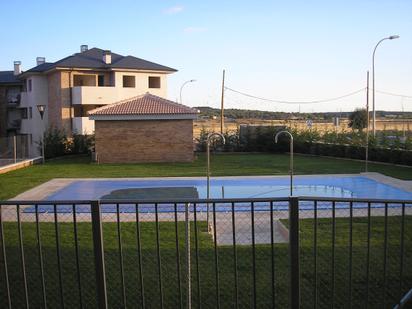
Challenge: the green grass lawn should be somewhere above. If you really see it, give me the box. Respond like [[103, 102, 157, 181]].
[[1, 216, 411, 308], [1, 153, 411, 200]]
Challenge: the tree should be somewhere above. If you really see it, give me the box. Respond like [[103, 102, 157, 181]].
[[348, 108, 368, 132]]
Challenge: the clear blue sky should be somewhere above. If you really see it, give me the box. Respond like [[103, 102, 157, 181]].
[[1, 0, 411, 112]]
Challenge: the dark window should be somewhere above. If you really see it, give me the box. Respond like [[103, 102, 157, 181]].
[[28, 79, 32, 92], [123, 75, 135, 88], [148, 76, 161, 88], [21, 108, 28, 119], [98, 75, 105, 86]]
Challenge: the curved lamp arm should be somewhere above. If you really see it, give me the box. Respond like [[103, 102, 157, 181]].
[[274, 130, 294, 196]]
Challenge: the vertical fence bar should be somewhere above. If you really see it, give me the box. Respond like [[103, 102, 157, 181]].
[[35, 204, 47, 309], [366, 202, 371, 309], [212, 202, 220, 309], [331, 201, 336, 309], [91, 200, 108, 309], [173, 203, 183, 309], [72, 204, 83, 309], [313, 200, 318, 309], [251, 202, 257, 308], [270, 201, 275, 309], [0, 205, 12, 309], [185, 203, 191, 309], [193, 203, 201, 309], [232, 202, 239, 308], [289, 197, 300, 309], [155, 203, 164, 309], [54, 204, 64, 309], [13, 135, 17, 164], [116, 203, 127, 308], [135, 204, 145, 309], [399, 203, 406, 306], [348, 201, 353, 308], [17, 204, 29, 308], [383, 202, 388, 308]]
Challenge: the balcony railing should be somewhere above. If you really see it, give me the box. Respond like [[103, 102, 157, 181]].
[[72, 86, 141, 105], [0, 196, 411, 308], [7, 95, 20, 106]]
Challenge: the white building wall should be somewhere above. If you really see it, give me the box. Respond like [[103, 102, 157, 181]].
[[20, 75, 49, 157]]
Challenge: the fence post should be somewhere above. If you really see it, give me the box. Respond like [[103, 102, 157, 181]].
[[185, 203, 191, 309], [91, 200, 108, 309], [289, 197, 300, 309]]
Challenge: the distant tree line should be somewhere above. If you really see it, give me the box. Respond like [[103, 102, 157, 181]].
[[196, 106, 412, 121]]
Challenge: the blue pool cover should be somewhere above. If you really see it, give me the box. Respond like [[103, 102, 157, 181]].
[[23, 175, 412, 213]]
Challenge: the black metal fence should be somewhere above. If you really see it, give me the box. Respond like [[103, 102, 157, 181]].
[[0, 196, 411, 308]]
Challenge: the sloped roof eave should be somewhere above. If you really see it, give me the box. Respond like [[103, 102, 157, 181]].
[[89, 114, 197, 121]]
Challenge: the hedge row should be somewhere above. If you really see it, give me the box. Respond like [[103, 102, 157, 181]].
[[294, 142, 412, 166]]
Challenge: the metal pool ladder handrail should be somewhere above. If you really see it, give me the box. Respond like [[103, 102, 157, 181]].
[[275, 130, 294, 196], [206, 132, 226, 227]]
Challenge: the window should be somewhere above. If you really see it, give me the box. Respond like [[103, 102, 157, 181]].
[[28, 79, 32, 92], [29, 107, 32, 119], [122, 75, 135, 88], [21, 108, 28, 119], [148, 76, 161, 88], [98, 75, 105, 86]]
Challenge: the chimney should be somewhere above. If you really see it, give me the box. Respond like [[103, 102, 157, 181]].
[[36, 57, 46, 66], [80, 44, 88, 53], [14, 61, 21, 75], [103, 50, 111, 65]]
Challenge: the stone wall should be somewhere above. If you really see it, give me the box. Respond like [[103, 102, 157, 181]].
[[94, 119, 194, 163]]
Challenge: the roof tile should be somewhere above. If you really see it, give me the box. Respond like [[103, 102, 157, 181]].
[[88, 93, 198, 116]]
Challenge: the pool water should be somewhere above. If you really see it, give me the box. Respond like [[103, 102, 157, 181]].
[[24, 175, 412, 213]]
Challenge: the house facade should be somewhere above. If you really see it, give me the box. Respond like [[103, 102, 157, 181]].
[[0, 45, 177, 157]]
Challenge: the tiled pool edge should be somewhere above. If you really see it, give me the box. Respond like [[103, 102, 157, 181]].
[[9, 172, 412, 201]]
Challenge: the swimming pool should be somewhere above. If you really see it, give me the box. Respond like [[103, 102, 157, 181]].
[[24, 175, 412, 213]]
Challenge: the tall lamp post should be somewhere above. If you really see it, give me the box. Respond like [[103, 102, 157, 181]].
[[37, 104, 46, 164], [180, 79, 196, 104], [372, 35, 399, 136]]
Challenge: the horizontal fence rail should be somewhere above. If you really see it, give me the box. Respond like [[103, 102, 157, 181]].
[[0, 196, 411, 308]]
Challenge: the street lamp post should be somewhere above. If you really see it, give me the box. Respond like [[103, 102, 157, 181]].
[[180, 79, 196, 104], [372, 35, 399, 137], [37, 104, 46, 164]]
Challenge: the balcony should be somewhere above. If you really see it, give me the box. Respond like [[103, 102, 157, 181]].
[[73, 117, 95, 134], [72, 86, 141, 105], [7, 119, 21, 131]]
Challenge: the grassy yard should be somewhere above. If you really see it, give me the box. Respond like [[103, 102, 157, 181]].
[[1, 216, 411, 308], [1, 153, 412, 200]]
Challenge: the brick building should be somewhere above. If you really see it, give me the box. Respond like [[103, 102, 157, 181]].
[[88, 93, 198, 163]]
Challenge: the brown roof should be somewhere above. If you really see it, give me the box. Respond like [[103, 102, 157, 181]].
[[88, 93, 198, 116]]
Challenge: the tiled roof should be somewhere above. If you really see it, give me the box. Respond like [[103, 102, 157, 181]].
[[88, 93, 198, 116], [0, 71, 22, 84], [23, 48, 177, 74]]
